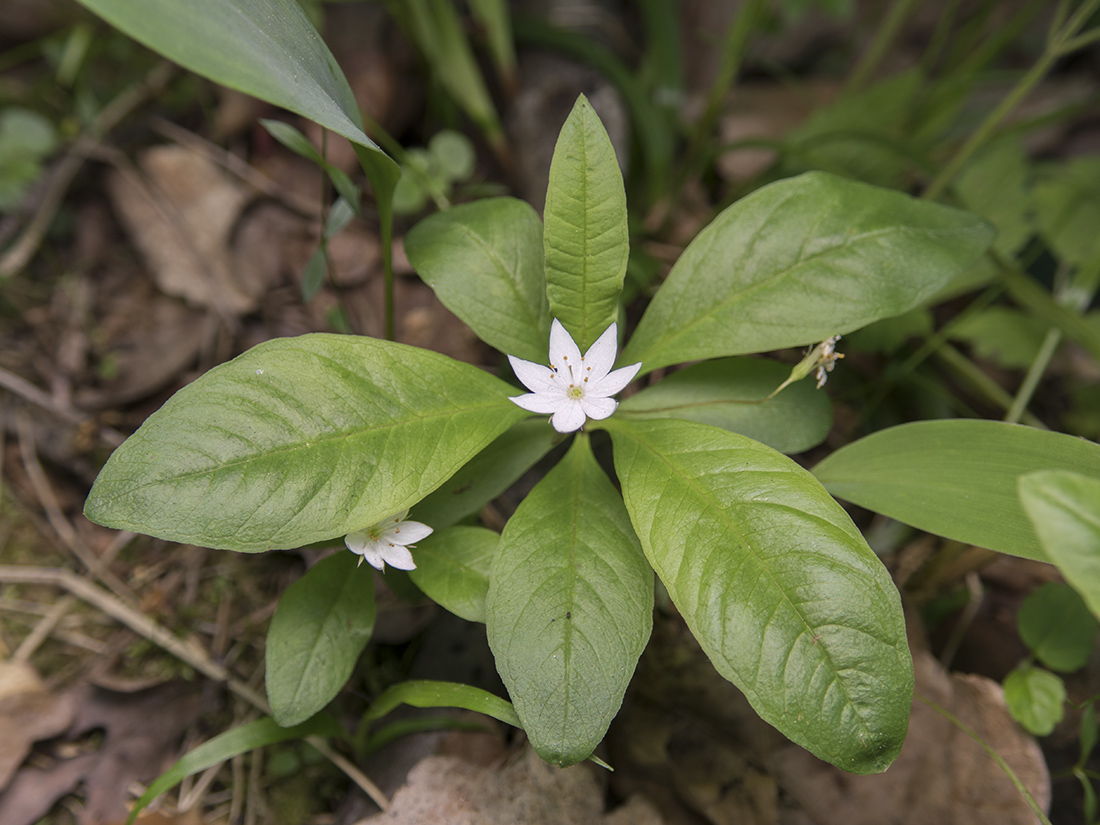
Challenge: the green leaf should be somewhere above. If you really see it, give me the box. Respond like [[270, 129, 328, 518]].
[[949, 307, 1049, 369], [543, 95, 629, 351], [486, 435, 654, 766], [405, 198, 550, 361], [261, 118, 322, 164], [601, 417, 912, 774], [409, 419, 561, 529], [301, 247, 326, 302], [955, 137, 1032, 257], [1019, 471, 1100, 621], [75, 0, 391, 166], [266, 552, 375, 726], [364, 679, 520, 728], [813, 421, 1100, 561], [408, 526, 497, 622], [429, 130, 476, 181], [1016, 582, 1099, 673], [622, 171, 995, 373], [1033, 158, 1100, 267], [617, 356, 833, 454], [85, 334, 527, 552], [126, 713, 342, 825], [1003, 665, 1066, 737]]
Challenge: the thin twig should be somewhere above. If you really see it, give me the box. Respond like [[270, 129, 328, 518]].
[[0, 365, 125, 447], [13, 594, 77, 662]]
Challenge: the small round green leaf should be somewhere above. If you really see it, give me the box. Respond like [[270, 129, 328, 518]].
[[1017, 582, 1099, 673], [1003, 666, 1066, 736]]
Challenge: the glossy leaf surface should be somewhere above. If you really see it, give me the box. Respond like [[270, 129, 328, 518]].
[[266, 552, 375, 726], [603, 417, 912, 773], [405, 198, 550, 362], [814, 421, 1100, 561], [543, 95, 629, 350], [617, 356, 833, 454], [85, 334, 527, 552], [623, 172, 994, 373], [486, 436, 653, 766]]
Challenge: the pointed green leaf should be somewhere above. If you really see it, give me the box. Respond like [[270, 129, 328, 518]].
[[409, 526, 498, 623], [622, 171, 994, 373], [487, 436, 654, 766], [75, 0, 394, 170], [409, 419, 561, 529], [601, 417, 912, 774], [813, 421, 1100, 561], [267, 552, 375, 726], [617, 356, 833, 454], [1016, 582, 1098, 673], [364, 679, 520, 728], [1003, 665, 1066, 736], [85, 334, 527, 552], [1019, 470, 1100, 621], [543, 95, 629, 350], [405, 198, 550, 361], [126, 714, 342, 825]]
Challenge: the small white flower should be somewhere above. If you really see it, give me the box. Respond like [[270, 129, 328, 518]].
[[345, 510, 432, 571], [508, 319, 642, 433], [813, 335, 844, 389]]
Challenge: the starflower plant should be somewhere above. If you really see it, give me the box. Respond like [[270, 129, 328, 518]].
[[508, 319, 641, 433], [85, 93, 1022, 778], [345, 510, 432, 571]]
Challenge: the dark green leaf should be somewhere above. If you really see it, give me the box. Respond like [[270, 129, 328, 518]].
[[617, 356, 833, 454], [408, 526, 497, 622], [364, 679, 520, 728], [267, 552, 375, 726], [623, 172, 994, 373], [85, 334, 528, 552], [814, 421, 1100, 561], [602, 417, 912, 774], [301, 247, 326, 302], [1017, 582, 1099, 673], [487, 435, 654, 766]]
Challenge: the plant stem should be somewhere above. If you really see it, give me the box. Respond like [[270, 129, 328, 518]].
[[934, 344, 1047, 428], [847, 0, 922, 92], [1004, 328, 1061, 425]]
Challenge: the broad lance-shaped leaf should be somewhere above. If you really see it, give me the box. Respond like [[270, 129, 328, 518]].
[[616, 356, 833, 455], [486, 435, 653, 766], [266, 552, 375, 727], [622, 171, 995, 373], [405, 198, 550, 362], [85, 334, 527, 552], [544, 95, 629, 350], [600, 417, 912, 774], [1019, 471, 1100, 621], [813, 420, 1100, 562]]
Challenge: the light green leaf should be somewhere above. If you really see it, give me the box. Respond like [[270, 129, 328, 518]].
[[487, 435, 654, 766], [543, 95, 629, 351], [601, 417, 911, 774], [266, 552, 375, 726], [409, 419, 561, 529], [408, 526, 497, 623], [1033, 158, 1100, 267], [949, 307, 1049, 368], [617, 356, 833, 454], [813, 420, 1100, 561], [261, 118, 322, 164], [1016, 582, 1098, 673], [364, 679, 520, 728], [1019, 470, 1100, 621], [622, 172, 994, 373], [1003, 665, 1066, 737], [85, 334, 527, 552], [955, 137, 1032, 256], [75, 0, 389, 163], [126, 714, 342, 825], [405, 198, 550, 361]]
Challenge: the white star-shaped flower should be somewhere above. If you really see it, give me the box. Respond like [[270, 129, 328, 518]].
[[345, 510, 432, 571], [508, 319, 642, 433]]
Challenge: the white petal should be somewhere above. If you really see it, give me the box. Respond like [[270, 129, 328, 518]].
[[391, 520, 432, 545], [508, 355, 558, 393], [581, 395, 618, 420], [344, 531, 373, 554], [581, 323, 618, 381], [588, 361, 641, 397], [361, 544, 389, 570], [550, 401, 587, 433], [549, 319, 583, 382], [380, 543, 416, 571], [510, 392, 563, 415]]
